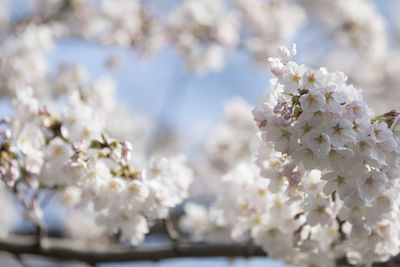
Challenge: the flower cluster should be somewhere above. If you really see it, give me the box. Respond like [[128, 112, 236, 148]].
[[179, 202, 231, 242], [251, 44, 400, 266], [64, 134, 193, 244], [204, 97, 259, 170], [301, 0, 387, 59], [215, 162, 341, 267], [167, 0, 240, 74], [0, 24, 56, 98], [194, 97, 259, 199], [22, 0, 310, 74], [2, 0, 397, 90], [235, 0, 305, 65], [181, 44, 400, 265], [0, 83, 192, 244], [300, 0, 397, 114], [32, 0, 164, 56]]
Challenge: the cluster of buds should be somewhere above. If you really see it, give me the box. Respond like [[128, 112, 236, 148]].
[[0, 141, 19, 188], [69, 133, 140, 181]]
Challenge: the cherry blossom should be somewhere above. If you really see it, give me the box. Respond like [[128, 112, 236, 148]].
[[252, 44, 400, 266]]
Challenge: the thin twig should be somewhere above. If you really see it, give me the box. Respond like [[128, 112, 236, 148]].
[[163, 215, 179, 242], [40, 188, 58, 209], [13, 253, 30, 267]]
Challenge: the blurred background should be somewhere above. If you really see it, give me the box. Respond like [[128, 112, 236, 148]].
[[1, 0, 400, 266]]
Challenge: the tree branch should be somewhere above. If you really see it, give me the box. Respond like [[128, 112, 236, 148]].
[[0, 235, 265, 265], [0, 235, 399, 266]]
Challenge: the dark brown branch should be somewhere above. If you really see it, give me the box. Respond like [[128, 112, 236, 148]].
[[0, 235, 399, 266], [0, 235, 266, 265]]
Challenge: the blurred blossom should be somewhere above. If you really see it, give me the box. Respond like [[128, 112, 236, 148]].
[[301, 0, 387, 59], [63, 209, 106, 242], [235, 0, 305, 65], [0, 187, 16, 237], [193, 97, 259, 200], [167, 0, 241, 74]]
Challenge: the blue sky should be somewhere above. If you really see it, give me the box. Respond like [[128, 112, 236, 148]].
[[48, 40, 268, 128]]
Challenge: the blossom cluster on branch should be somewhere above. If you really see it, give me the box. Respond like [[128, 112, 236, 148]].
[[252, 45, 400, 266], [180, 45, 400, 267], [0, 83, 192, 245]]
